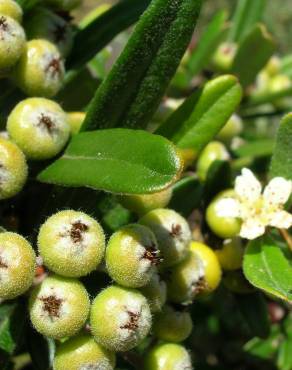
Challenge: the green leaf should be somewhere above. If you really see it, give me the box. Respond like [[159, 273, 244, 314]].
[[27, 328, 55, 370], [233, 139, 274, 158], [38, 129, 183, 194], [270, 113, 292, 180], [157, 75, 242, 152], [281, 54, 292, 79], [277, 335, 292, 370], [228, 0, 267, 43], [66, 0, 151, 70], [0, 302, 26, 355], [15, 0, 40, 11], [204, 160, 231, 203], [231, 24, 276, 88], [243, 235, 292, 303], [169, 176, 203, 217], [187, 10, 228, 77], [82, 0, 202, 131]]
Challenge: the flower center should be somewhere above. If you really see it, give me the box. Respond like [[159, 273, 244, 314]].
[[69, 221, 89, 243], [142, 242, 162, 265], [120, 310, 140, 331], [40, 295, 63, 318]]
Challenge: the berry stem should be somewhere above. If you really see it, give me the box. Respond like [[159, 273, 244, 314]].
[[278, 228, 292, 252]]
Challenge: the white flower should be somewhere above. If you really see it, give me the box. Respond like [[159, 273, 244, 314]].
[[223, 168, 292, 240]]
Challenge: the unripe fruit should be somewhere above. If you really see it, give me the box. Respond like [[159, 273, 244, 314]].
[[0, 137, 27, 199], [38, 210, 105, 278], [7, 97, 70, 160], [29, 275, 90, 339], [217, 114, 243, 144], [166, 252, 204, 304], [140, 209, 191, 268], [206, 190, 242, 239], [90, 285, 152, 352], [153, 305, 193, 342], [269, 74, 292, 94], [67, 111, 86, 134], [0, 0, 22, 22], [24, 7, 73, 57], [13, 39, 65, 97], [45, 0, 81, 11], [264, 56, 281, 77], [215, 237, 244, 271], [212, 42, 237, 71], [106, 224, 161, 288], [0, 15, 25, 72], [140, 273, 167, 313], [144, 343, 193, 370], [119, 187, 173, 216], [53, 334, 116, 370], [189, 241, 222, 294], [197, 141, 230, 181], [0, 232, 35, 299]]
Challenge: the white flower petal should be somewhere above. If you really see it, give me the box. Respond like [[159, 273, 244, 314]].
[[269, 210, 292, 229], [235, 168, 262, 204], [263, 177, 292, 206], [214, 198, 241, 218], [240, 218, 265, 240]]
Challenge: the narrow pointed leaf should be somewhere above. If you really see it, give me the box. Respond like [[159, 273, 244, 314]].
[[82, 0, 202, 131], [232, 24, 276, 87], [270, 113, 292, 180], [157, 75, 242, 153], [38, 129, 183, 194], [243, 235, 292, 303]]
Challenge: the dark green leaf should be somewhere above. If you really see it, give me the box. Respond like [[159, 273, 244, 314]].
[[27, 328, 55, 370], [82, 0, 202, 131], [204, 160, 231, 203], [169, 176, 203, 217], [233, 139, 274, 158], [277, 335, 292, 370], [67, 0, 151, 70], [232, 24, 276, 87], [228, 0, 267, 43], [157, 75, 242, 152], [270, 113, 292, 180], [243, 235, 292, 303], [38, 129, 183, 194], [15, 0, 40, 11]]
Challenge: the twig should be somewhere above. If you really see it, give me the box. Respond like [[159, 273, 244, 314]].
[[279, 228, 292, 252]]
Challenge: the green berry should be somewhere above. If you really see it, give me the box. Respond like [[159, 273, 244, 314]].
[[206, 190, 242, 239], [106, 224, 161, 288], [0, 137, 27, 199], [24, 7, 73, 57], [140, 273, 167, 313], [139, 209, 191, 268], [29, 274, 90, 339], [119, 187, 173, 216], [212, 42, 237, 71], [0, 15, 25, 72], [45, 0, 81, 11], [67, 112, 86, 134], [0, 0, 23, 22], [13, 39, 65, 97], [7, 97, 70, 160], [145, 343, 193, 370], [38, 210, 105, 278], [153, 305, 193, 343], [53, 334, 116, 370], [217, 114, 243, 144], [0, 232, 35, 300], [215, 237, 244, 271], [197, 141, 230, 181], [90, 285, 152, 352]]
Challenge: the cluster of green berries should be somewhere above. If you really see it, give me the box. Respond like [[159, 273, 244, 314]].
[[0, 0, 86, 201]]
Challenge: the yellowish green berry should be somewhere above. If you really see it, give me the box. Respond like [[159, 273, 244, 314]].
[[119, 187, 173, 216], [212, 42, 237, 71], [197, 141, 230, 181], [140, 209, 191, 268], [215, 237, 244, 271], [38, 210, 105, 278], [0, 0, 22, 22], [29, 274, 90, 339], [67, 111, 86, 134], [90, 285, 152, 352], [53, 334, 116, 370], [106, 224, 161, 288], [217, 115, 243, 144], [206, 189, 242, 239], [0, 137, 27, 199], [13, 39, 65, 97], [145, 343, 193, 370], [7, 97, 70, 160], [0, 232, 35, 300], [153, 305, 193, 343], [140, 273, 167, 313], [0, 14, 25, 72]]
